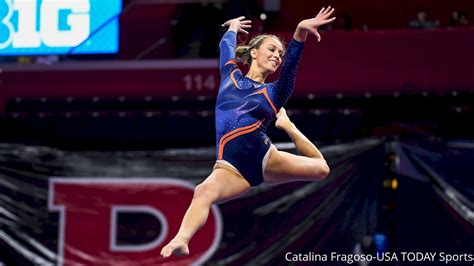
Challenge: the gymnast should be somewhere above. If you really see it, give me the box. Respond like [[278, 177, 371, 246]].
[[161, 6, 335, 258]]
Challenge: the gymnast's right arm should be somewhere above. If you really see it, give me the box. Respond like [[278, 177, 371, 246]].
[[220, 17, 251, 72], [219, 31, 237, 72]]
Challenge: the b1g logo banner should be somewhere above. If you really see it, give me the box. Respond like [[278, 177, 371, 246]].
[[0, 0, 121, 55], [48, 178, 222, 265]]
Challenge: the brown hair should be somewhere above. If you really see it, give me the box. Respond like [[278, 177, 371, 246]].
[[235, 34, 285, 65]]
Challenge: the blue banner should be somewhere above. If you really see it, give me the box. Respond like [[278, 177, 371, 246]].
[[0, 0, 121, 55]]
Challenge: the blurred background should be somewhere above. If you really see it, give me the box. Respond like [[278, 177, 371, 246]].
[[0, 0, 473, 265]]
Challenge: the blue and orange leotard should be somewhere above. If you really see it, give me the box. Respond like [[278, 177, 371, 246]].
[[215, 31, 304, 186]]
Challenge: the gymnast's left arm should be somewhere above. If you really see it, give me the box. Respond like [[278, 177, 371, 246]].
[[272, 6, 336, 108]]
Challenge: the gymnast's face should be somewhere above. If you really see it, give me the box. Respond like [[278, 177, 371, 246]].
[[250, 37, 284, 74]]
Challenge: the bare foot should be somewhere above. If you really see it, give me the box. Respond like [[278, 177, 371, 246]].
[[275, 108, 293, 130], [160, 236, 190, 258]]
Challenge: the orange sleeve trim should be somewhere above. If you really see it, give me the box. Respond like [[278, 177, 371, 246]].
[[230, 69, 242, 90], [218, 120, 263, 159], [225, 59, 237, 66]]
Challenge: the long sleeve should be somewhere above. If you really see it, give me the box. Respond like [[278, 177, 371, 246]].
[[272, 39, 305, 109], [219, 31, 237, 72]]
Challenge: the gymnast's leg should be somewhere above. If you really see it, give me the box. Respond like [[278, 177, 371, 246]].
[[264, 108, 330, 184], [160, 168, 250, 258]]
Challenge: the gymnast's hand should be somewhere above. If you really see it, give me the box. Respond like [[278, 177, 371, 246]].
[[275, 108, 294, 130], [221, 16, 252, 35], [294, 6, 336, 42]]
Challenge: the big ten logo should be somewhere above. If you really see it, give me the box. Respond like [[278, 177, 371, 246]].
[[0, 0, 90, 49], [49, 178, 222, 265]]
